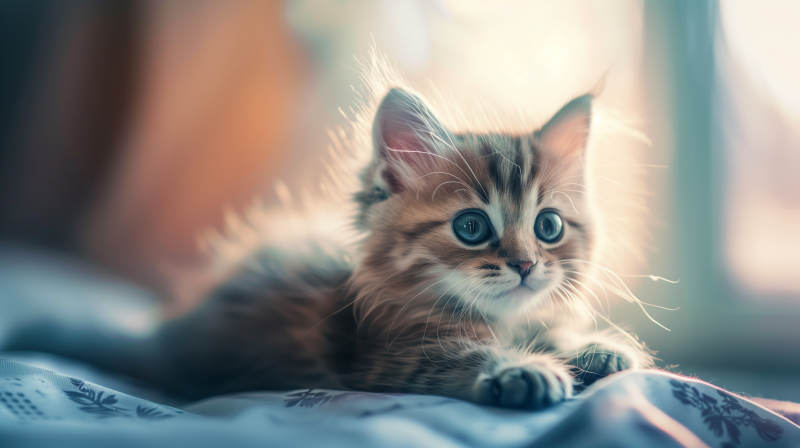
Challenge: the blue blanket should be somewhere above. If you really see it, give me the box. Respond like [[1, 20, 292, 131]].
[[1, 358, 798, 448]]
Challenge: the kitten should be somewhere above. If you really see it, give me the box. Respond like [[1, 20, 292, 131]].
[[110, 87, 650, 408], [10, 86, 653, 409]]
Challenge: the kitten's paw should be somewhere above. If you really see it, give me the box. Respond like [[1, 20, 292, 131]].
[[473, 361, 573, 410], [571, 342, 644, 388]]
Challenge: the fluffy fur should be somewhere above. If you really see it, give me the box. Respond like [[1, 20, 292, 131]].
[[130, 83, 653, 408], [11, 55, 656, 409]]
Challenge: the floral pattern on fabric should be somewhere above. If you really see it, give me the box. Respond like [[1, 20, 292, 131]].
[[62, 377, 177, 421], [671, 379, 783, 447]]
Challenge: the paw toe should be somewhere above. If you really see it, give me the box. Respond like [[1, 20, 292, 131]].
[[475, 364, 570, 410], [499, 368, 532, 408], [575, 349, 634, 387]]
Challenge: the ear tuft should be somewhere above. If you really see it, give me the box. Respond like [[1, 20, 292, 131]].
[[536, 94, 593, 159], [372, 88, 448, 194]]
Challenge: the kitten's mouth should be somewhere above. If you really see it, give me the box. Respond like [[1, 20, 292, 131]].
[[511, 284, 536, 294], [513, 275, 553, 295], [503, 283, 543, 307]]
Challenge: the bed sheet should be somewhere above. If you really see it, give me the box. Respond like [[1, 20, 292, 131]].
[[1, 358, 798, 448]]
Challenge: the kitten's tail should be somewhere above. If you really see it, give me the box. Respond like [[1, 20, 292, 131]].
[[4, 318, 171, 388]]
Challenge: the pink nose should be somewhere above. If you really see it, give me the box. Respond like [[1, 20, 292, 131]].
[[518, 261, 535, 273], [509, 260, 536, 279]]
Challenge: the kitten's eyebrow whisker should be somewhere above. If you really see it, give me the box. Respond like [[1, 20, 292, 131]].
[[550, 187, 615, 203], [385, 146, 488, 202], [550, 190, 579, 214], [414, 171, 480, 198], [478, 148, 524, 183], [428, 124, 489, 200], [594, 175, 629, 187], [551, 181, 591, 193], [432, 181, 475, 200]]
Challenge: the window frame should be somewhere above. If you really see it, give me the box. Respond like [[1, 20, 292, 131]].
[[615, 0, 800, 373]]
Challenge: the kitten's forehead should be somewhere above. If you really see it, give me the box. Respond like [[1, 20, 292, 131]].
[[389, 131, 581, 233], [449, 133, 538, 220], [420, 132, 581, 232]]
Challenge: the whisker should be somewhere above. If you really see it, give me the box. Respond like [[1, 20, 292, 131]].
[[556, 259, 672, 331], [386, 259, 471, 345], [436, 276, 482, 349], [614, 274, 680, 284], [421, 273, 479, 357]]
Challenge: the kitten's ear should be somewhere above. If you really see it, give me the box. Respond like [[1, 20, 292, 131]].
[[536, 94, 593, 159], [372, 88, 449, 194]]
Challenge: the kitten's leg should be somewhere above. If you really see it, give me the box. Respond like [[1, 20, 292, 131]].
[[355, 342, 574, 409], [559, 334, 652, 388]]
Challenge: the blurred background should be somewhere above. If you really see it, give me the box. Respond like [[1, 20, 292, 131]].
[[1, 0, 799, 401]]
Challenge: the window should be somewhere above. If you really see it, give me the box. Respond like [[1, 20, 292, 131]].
[[718, 0, 800, 299]]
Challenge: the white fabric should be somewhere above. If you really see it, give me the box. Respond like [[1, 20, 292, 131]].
[[1, 358, 798, 448]]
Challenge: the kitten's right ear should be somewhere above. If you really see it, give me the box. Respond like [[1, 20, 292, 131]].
[[536, 94, 593, 159], [372, 88, 449, 194]]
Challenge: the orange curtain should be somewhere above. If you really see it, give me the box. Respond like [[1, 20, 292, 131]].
[[81, 0, 309, 311]]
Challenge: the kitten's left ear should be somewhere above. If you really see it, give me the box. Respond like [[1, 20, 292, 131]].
[[535, 94, 593, 159], [372, 88, 450, 194]]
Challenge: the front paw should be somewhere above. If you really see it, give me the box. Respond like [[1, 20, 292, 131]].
[[472, 360, 573, 409], [570, 342, 640, 387]]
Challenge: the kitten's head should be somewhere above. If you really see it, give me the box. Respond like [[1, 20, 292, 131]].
[[353, 88, 595, 321]]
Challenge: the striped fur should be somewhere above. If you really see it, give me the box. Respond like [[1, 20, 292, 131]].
[[76, 88, 652, 409]]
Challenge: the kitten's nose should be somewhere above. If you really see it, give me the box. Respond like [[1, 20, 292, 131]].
[[508, 260, 536, 279]]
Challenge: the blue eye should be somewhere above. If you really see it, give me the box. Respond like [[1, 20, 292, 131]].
[[452, 210, 492, 244], [534, 211, 563, 243]]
